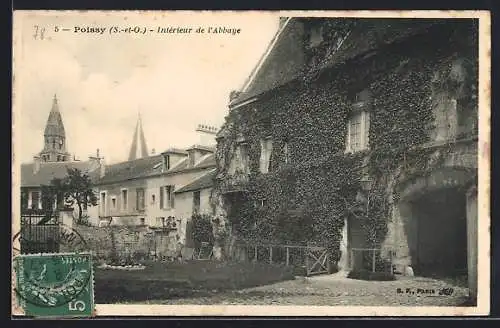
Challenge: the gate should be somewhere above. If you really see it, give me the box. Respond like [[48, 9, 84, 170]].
[[305, 246, 329, 276], [20, 211, 60, 254]]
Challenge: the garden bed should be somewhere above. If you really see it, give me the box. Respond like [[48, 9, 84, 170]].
[[95, 260, 295, 303]]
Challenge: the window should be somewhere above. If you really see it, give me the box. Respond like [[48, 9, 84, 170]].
[[167, 186, 175, 208], [283, 142, 290, 164], [259, 138, 273, 173], [136, 188, 145, 211], [434, 97, 458, 141], [21, 191, 29, 210], [346, 111, 370, 153], [160, 186, 175, 209], [100, 192, 106, 215], [111, 197, 116, 209], [121, 189, 128, 211], [193, 191, 201, 214], [163, 155, 170, 171], [159, 187, 164, 209], [139, 218, 145, 226], [31, 191, 40, 209], [52, 139, 56, 149], [189, 152, 196, 167], [151, 194, 156, 205]]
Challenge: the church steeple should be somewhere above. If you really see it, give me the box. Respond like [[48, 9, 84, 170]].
[[128, 112, 149, 161], [39, 94, 71, 162]]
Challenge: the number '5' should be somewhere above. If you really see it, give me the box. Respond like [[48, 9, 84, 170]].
[[68, 300, 86, 311]]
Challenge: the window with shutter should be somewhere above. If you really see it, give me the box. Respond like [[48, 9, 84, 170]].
[[346, 111, 370, 153], [159, 186, 164, 209], [260, 138, 273, 173], [169, 186, 175, 208]]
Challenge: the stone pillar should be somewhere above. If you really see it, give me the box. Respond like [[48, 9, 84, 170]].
[[466, 185, 478, 300], [338, 217, 349, 271], [60, 207, 74, 229]]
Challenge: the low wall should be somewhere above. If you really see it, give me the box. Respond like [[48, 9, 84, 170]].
[[71, 225, 180, 262]]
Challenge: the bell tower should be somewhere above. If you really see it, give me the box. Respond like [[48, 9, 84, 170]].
[[39, 94, 71, 162]]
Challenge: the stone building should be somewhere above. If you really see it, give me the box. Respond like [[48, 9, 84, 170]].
[[93, 123, 217, 253], [214, 17, 478, 299], [20, 94, 104, 220]]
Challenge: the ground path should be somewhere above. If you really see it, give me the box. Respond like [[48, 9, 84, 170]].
[[127, 271, 471, 306]]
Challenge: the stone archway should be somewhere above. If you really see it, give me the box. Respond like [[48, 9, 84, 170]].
[[395, 167, 476, 282]]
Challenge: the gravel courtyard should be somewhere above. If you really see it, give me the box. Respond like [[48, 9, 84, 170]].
[[130, 272, 472, 306]]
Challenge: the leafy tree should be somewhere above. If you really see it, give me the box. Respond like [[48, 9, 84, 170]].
[[43, 168, 98, 224]]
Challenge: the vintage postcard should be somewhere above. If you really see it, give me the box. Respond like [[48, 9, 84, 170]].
[[11, 10, 491, 317]]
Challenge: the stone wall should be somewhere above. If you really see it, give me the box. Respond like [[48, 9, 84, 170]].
[[70, 225, 179, 262]]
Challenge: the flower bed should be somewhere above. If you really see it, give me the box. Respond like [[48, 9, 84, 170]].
[[98, 263, 146, 271]]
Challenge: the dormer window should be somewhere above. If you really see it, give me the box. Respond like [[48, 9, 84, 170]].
[[229, 141, 250, 175], [162, 154, 170, 171], [346, 111, 370, 153]]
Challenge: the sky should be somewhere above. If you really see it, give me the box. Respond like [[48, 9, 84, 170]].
[[13, 11, 280, 164]]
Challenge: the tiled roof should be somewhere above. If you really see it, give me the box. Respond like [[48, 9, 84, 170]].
[[97, 154, 164, 184], [21, 161, 97, 187], [231, 18, 441, 106], [97, 153, 216, 185], [194, 153, 215, 168], [175, 169, 216, 193]]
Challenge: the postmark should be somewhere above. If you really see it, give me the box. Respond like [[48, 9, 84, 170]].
[[13, 252, 94, 317], [13, 223, 90, 255]]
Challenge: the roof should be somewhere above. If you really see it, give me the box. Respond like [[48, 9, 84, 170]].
[[175, 169, 216, 193], [186, 144, 216, 152], [230, 18, 442, 106], [97, 154, 164, 185], [21, 161, 98, 187], [97, 153, 216, 185], [161, 148, 188, 155], [44, 95, 66, 137]]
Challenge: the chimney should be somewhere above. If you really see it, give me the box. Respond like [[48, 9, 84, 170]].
[[195, 124, 218, 147], [151, 148, 156, 155], [33, 156, 41, 174], [88, 149, 106, 178], [229, 90, 241, 103]]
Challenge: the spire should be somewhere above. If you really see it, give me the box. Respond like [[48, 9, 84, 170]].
[[128, 112, 149, 161], [39, 93, 70, 162], [44, 93, 65, 137]]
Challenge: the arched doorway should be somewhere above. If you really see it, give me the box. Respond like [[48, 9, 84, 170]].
[[396, 167, 476, 280]]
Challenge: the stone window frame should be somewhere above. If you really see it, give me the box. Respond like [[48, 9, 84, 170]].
[[121, 188, 128, 212], [259, 137, 273, 174], [100, 190, 107, 216], [345, 110, 370, 153]]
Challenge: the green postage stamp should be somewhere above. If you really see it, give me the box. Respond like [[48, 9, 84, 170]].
[[13, 252, 95, 317]]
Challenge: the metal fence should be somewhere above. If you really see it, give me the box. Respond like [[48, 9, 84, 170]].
[[350, 248, 394, 273], [233, 242, 331, 276], [20, 211, 61, 254]]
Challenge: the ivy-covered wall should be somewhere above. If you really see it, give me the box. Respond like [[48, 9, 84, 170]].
[[214, 19, 478, 265]]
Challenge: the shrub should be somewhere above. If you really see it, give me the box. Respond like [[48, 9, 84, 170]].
[[192, 213, 214, 251], [347, 269, 395, 281]]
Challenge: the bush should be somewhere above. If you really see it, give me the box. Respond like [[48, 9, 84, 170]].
[[192, 214, 214, 251], [347, 269, 395, 281]]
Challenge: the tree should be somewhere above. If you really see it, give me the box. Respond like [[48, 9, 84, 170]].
[[47, 168, 98, 224]]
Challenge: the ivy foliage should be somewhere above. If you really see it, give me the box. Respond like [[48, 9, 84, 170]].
[[214, 20, 478, 262]]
